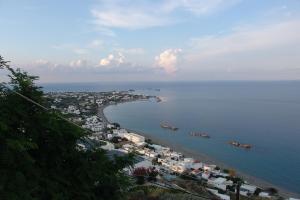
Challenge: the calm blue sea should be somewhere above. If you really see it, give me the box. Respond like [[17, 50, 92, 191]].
[[42, 81, 300, 194]]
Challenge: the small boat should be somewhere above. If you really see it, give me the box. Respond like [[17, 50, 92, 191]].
[[190, 132, 210, 138], [160, 122, 178, 131], [240, 144, 252, 149], [229, 141, 252, 149]]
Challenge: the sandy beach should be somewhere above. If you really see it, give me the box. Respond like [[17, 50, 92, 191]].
[[99, 101, 300, 198]]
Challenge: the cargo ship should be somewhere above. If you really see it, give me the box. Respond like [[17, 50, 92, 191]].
[[160, 122, 178, 131], [190, 131, 210, 138], [229, 141, 252, 149]]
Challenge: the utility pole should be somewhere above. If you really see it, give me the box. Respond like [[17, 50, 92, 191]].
[[235, 181, 241, 200]]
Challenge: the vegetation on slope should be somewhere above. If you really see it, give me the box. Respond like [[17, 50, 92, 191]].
[[0, 56, 133, 200]]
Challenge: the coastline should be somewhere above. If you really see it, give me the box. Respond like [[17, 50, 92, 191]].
[[99, 100, 300, 198]]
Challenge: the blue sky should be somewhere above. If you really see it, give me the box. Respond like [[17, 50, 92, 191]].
[[0, 0, 300, 82]]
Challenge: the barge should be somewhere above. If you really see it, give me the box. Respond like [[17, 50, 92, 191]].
[[229, 141, 252, 149], [190, 131, 210, 138], [160, 122, 178, 131]]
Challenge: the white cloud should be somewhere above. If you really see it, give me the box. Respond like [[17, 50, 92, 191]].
[[177, 19, 300, 80], [91, 9, 169, 29], [114, 48, 145, 55], [99, 52, 125, 67], [89, 39, 104, 48], [51, 44, 90, 55], [69, 59, 88, 68], [73, 48, 88, 55], [155, 49, 182, 74], [33, 59, 59, 70], [51, 44, 74, 50], [93, 26, 116, 37], [35, 59, 51, 66], [91, 0, 240, 30], [165, 0, 241, 15], [187, 19, 300, 62]]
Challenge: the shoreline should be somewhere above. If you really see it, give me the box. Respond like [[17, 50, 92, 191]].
[[99, 100, 300, 198]]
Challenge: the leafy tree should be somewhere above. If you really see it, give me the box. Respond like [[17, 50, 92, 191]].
[[145, 138, 153, 144], [152, 157, 158, 165], [112, 122, 120, 128], [266, 187, 278, 195], [0, 56, 133, 200], [111, 136, 123, 143], [254, 188, 262, 196]]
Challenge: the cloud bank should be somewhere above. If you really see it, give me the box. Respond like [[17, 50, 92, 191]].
[[155, 49, 182, 74], [91, 0, 240, 30], [188, 20, 300, 61], [99, 52, 125, 67]]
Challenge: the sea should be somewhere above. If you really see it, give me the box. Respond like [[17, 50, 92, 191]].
[[42, 81, 300, 194]]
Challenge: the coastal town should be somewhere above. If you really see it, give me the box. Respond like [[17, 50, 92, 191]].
[[45, 91, 299, 200]]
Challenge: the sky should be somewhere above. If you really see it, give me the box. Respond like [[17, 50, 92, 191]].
[[0, 0, 300, 83]]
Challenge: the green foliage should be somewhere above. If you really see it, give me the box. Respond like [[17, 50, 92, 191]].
[[127, 185, 185, 200], [112, 122, 120, 128], [111, 136, 124, 143], [152, 157, 158, 165], [144, 143, 155, 150], [229, 177, 244, 184], [254, 188, 262, 196], [145, 138, 153, 145], [266, 187, 278, 195], [0, 56, 133, 200]]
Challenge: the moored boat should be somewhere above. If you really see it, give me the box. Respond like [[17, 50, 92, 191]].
[[190, 131, 210, 138], [160, 122, 178, 131], [229, 140, 252, 149]]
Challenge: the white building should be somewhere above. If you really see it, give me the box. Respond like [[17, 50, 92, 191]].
[[191, 162, 203, 170], [123, 144, 135, 152], [202, 171, 211, 180], [107, 124, 115, 129], [67, 105, 80, 114], [113, 128, 127, 137], [208, 177, 229, 191], [171, 162, 188, 173], [147, 151, 158, 158], [240, 184, 257, 196], [149, 144, 170, 153], [124, 132, 145, 145], [203, 164, 216, 172], [207, 189, 230, 200], [133, 159, 153, 171], [259, 192, 271, 198], [100, 141, 115, 151]]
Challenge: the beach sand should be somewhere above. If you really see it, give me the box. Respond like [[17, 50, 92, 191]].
[[99, 101, 300, 198]]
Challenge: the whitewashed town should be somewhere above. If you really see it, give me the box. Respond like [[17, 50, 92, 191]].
[[45, 91, 298, 200]]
